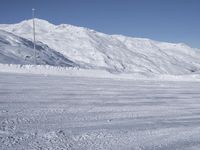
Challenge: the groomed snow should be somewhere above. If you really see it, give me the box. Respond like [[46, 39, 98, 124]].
[[0, 72, 200, 150]]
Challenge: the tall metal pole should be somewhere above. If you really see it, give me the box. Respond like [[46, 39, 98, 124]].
[[32, 8, 36, 65]]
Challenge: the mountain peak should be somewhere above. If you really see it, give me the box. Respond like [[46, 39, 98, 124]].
[[21, 18, 54, 26], [0, 18, 56, 36], [18, 18, 56, 30], [0, 18, 93, 35], [0, 18, 200, 75]]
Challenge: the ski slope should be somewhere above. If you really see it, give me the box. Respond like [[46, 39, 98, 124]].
[[0, 72, 200, 150], [1, 19, 200, 75]]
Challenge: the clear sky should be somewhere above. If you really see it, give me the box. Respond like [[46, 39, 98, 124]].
[[0, 0, 199, 48]]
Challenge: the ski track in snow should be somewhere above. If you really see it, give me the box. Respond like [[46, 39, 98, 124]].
[[0, 73, 200, 150]]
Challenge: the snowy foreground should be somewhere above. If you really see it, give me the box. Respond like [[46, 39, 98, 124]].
[[1, 72, 200, 150]]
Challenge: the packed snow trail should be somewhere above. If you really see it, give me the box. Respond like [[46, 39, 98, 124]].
[[0, 73, 200, 149]]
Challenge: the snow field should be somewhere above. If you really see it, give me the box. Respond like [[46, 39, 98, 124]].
[[0, 73, 200, 149]]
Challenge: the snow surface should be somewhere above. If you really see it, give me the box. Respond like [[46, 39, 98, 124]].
[[0, 64, 200, 81], [1, 19, 200, 75], [1, 72, 200, 150], [1, 18, 200, 150]]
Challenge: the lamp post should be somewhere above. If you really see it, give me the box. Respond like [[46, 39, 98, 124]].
[[32, 8, 36, 65]]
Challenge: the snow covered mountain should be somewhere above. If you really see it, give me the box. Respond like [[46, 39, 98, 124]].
[[0, 18, 200, 75], [0, 29, 76, 67]]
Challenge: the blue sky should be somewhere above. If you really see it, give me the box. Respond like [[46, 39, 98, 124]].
[[0, 0, 199, 48]]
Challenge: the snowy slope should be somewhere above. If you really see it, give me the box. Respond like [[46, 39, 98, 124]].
[[1, 18, 200, 75], [0, 29, 76, 67]]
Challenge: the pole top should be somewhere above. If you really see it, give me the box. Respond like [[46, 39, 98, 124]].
[[32, 8, 35, 11]]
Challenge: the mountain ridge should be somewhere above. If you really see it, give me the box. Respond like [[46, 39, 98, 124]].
[[1, 18, 198, 49], [0, 18, 200, 75]]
